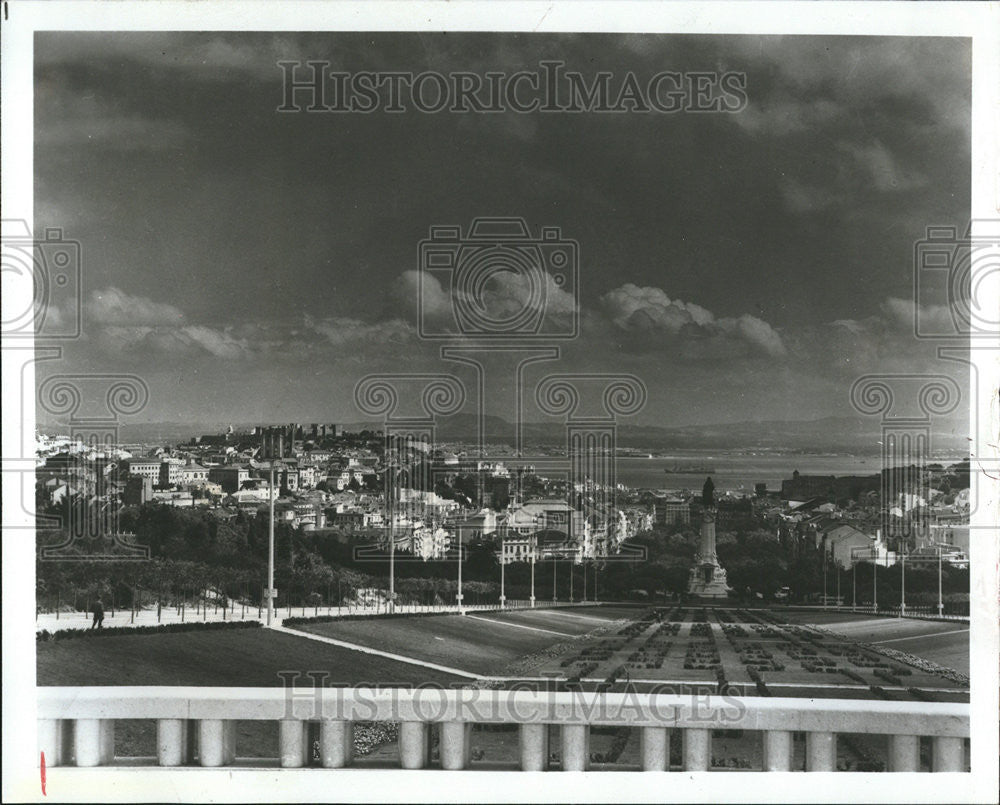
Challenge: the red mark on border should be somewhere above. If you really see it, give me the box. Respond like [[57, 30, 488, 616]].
[[40, 751, 47, 795]]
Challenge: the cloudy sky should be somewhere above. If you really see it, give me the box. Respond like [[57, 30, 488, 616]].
[[34, 32, 970, 431]]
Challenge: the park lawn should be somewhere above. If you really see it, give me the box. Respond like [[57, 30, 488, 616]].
[[489, 606, 638, 635], [37, 628, 467, 688], [291, 610, 617, 675], [38, 628, 470, 761], [781, 611, 970, 676]]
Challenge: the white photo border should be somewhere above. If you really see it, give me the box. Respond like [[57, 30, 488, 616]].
[[2, 2, 997, 802]]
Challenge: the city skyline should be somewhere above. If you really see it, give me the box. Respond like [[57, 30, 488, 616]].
[[34, 32, 970, 432]]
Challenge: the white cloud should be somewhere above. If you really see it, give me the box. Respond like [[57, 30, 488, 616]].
[[394, 269, 452, 324], [96, 325, 250, 359], [83, 287, 256, 358], [601, 284, 714, 332], [726, 314, 788, 358], [304, 315, 414, 347], [726, 37, 970, 139], [457, 264, 577, 320], [36, 92, 190, 153], [779, 139, 929, 215], [86, 287, 185, 326], [393, 267, 578, 332], [780, 176, 837, 214], [37, 32, 308, 82], [839, 141, 928, 193], [734, 95, 844, 138], [177, 325, 250, 358], [600, 283, 786, 358]]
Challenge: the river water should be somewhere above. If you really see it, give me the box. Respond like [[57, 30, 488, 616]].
[[611, 453, 882, 492]]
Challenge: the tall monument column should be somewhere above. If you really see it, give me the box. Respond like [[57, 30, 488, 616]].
[[687, 477, 729, 599]]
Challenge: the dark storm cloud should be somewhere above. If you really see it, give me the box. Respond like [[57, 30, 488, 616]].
[[34, 32, 970, 426]]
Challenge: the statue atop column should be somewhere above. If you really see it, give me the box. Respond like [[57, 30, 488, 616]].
[[687, 476, 728, 599], [701, 476, 715, 509]]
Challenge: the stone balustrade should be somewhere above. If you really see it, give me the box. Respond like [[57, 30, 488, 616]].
[[38, 686, 968, 772]]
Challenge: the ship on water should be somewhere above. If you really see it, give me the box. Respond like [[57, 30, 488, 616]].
[[664, 463, 717, 474]]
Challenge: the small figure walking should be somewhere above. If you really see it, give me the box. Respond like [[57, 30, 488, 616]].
[[91, 598, 105, 630]]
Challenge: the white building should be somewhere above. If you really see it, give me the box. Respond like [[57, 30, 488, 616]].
[[150, 490, 194, 508], [228, 486, 277, 505], [159, 458, 186, 487], [180, 462, 210, 485], [123, 458, 161, 481]]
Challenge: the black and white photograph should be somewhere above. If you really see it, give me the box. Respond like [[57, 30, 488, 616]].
[[2, 2, 997, 802]]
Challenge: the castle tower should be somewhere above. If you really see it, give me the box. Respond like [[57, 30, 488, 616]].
[[687, 477, 729, 599]]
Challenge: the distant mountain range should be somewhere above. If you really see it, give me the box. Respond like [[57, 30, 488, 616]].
[[37, 412, 970, 456], [422, 413, 969, 455]]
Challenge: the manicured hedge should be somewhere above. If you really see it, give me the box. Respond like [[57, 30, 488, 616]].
[[282, 606, 527, 626], [283, 610, 457, 626], [36, 620, 262, 642]]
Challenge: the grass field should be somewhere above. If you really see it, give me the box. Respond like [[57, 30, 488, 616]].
[[782, 611, 969, 675], [290, 605, 635, 676], [36, 627, 467, 687]]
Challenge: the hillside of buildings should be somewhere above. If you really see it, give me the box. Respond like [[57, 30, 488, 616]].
[[34, 422, 970, 618]]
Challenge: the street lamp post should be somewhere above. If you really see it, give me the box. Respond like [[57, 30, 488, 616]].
[[499, 534, 506, 610], [266, 463, 275, 626], [456, 531, 464, 615], [900, 541, 906, 618], [873, 557, 878, 613], [937, 544, 944, 617], [822, 547, 828, 610], [387, 464, 400, 615], [388, 511, 394, 616], [852, 561, 857, 611], [529, 533, 536, 608], [552, 553, 558, 603]]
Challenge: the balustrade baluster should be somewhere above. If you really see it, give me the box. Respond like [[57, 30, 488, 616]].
[[37, 719, 67, 768], [157, 719, 189, 766], [932, 736, 964, 771], [888, 734, 920, 772], [279, 719, 310, 767], [74, 719, 114, 767], [398, 721, 429, 769], [560, 724, 589, 771], [805, 731, 837, 771], [763, 730, 793, 771], [519, 723, 549, 771], [439, 721, 470, 770], [320, 720, 354, 768], [198, 719, 234, 767], [683, 728, 710, 771], [639, 726, 669, 771]]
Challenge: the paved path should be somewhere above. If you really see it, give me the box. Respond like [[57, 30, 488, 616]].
[[872, 627, 969, 645], [464, 614, 574, 637], [537, 609, 614, 623], [270, 624, 486, 680]]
